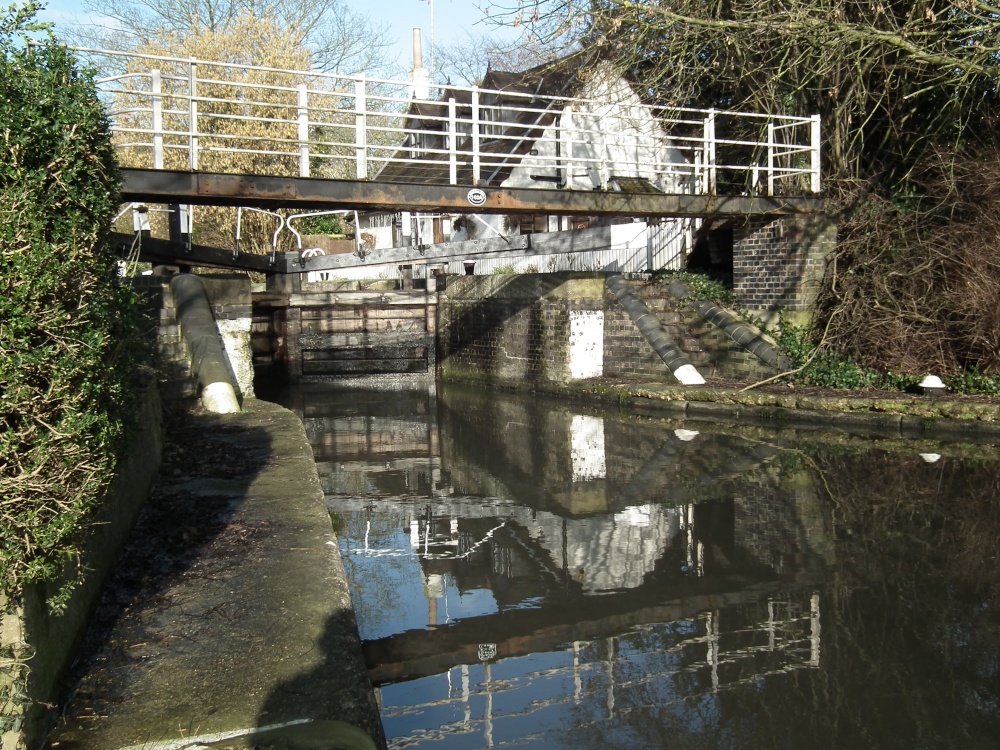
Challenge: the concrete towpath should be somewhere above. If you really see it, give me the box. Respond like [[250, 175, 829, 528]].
[[45, 399, 385, 750]]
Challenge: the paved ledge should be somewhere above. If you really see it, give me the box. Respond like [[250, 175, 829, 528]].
[[614, 383, 1000, 435], [46, 399, 385, 750], [443, 375, 1000, 438]]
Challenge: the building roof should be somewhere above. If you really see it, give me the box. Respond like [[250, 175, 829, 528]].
[[376, 52, 599, 187], [608, 176, 662, 194]]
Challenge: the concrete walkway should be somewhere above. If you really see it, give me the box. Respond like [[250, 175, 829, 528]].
[[46, 400, 385, 750]]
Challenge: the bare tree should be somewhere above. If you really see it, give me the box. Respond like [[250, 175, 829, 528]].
[[432, 29, 568, 85], [68, 0, 396, 75], [494, 1, 1000, 184], [481, 2, 1000, 379], [109, 14, 371, 254]]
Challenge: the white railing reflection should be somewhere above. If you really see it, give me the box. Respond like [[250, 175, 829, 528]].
[[381, 592, 822, 748]]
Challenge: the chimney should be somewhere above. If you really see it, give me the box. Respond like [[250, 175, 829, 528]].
[[413, 28, 423, 69], [409, 27, 430, 101]]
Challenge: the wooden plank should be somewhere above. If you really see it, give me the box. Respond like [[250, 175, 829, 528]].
[[300, 307, 428, 320], [111, 232, 278, 273], [288, 291, 434, 306], [301, 359, 428, 375], [299, 331, 433, 349], [301, 346, 427, 362], [300, 318, 426, 334]]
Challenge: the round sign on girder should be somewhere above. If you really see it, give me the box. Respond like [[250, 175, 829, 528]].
[[467, 188, 487, 206]]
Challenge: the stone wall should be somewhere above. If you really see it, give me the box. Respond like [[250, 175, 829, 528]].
[[437, 275, 594, 385], [732, 215, 836, 324], [1, 385, 162, 750], [438, 273, 777, 386]]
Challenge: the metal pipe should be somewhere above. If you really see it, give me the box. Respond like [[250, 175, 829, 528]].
[[170, 274, 240, 413], [605, 274, 705, 385]]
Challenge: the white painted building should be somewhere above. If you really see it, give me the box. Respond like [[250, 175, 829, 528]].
[[314, 51, 697, 283]]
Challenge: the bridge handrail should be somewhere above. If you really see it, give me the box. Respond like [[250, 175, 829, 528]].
[[63, 46, 822, 196]]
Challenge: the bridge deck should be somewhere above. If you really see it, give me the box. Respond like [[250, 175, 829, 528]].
[[122, 169, 824, 216]]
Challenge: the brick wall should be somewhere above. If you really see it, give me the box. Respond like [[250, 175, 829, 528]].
[[437, 275, 597, 384], [602, 286, 686, 381], [438, 273, 777, 385], [132, 276, 196, 399], [732, 215, 835, 315], [732, 472, 834, 575]]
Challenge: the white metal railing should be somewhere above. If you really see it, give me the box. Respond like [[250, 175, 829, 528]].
[[71, 47, 822, 196]]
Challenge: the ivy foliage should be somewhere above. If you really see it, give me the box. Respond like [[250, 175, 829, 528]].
[[775, 319, 1000, 395], [650, 270, 737, 306], [0, 2, 142, 608]]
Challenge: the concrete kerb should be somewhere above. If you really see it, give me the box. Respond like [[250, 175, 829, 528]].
[[42, 398, 385, 750], [439, 374, 1000, 439], [616, 383, 1000, 436]]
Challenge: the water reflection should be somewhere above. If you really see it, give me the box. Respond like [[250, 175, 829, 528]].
[[275, 383, 1000, 749]]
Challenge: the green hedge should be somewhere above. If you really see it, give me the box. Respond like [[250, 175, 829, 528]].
[[0, 3, 143, 610]]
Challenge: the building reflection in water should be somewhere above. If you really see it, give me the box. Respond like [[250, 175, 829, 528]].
[[281, 383, 832, 748]]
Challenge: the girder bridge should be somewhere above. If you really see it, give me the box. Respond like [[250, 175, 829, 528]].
[[74, 47, 824, 272]]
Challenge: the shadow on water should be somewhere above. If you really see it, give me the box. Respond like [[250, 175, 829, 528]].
[[281, 381, 1000, 750]]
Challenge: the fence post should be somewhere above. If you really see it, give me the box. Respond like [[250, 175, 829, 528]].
[[151, 69, 163, 170], [703, 109, 716, 195], [355, 78, 367, 180], [767, 121, 776, 196], [596, 114, 609, 190], [561, 104, 573, 189], [448, 96, 458, 184], [188, 59, 198, 171], [810, 114, 822, 193], [298, 83, 310, 178], [471, 89, 481, 184]]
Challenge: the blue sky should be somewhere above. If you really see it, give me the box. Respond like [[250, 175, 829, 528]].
[[35, 0, 521, 71]]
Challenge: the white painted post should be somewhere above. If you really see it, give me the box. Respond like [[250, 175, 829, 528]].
[[297, 83, 310, 178], [809, 591, 821, 666], [767, 121, 776, 196], [810, 114, 822, 193], [355, 78, 367, 180], [448, 96, 457, 185], [596, 114, 609, 190], [706, 609, 720, 693], [561, 104, 573, 189], [151, 69, 163, 170], [703, 109, 716, 195], [471, 89, 481, 184], [188, 59, 198, 171]]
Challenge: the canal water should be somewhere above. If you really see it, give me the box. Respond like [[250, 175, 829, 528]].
[[274, 383, 1000, 749]]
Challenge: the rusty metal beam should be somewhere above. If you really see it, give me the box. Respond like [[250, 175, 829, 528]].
[[121, 169, 824, 217], [293, 226, 640, 273], [110, 232, 279, 272]]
